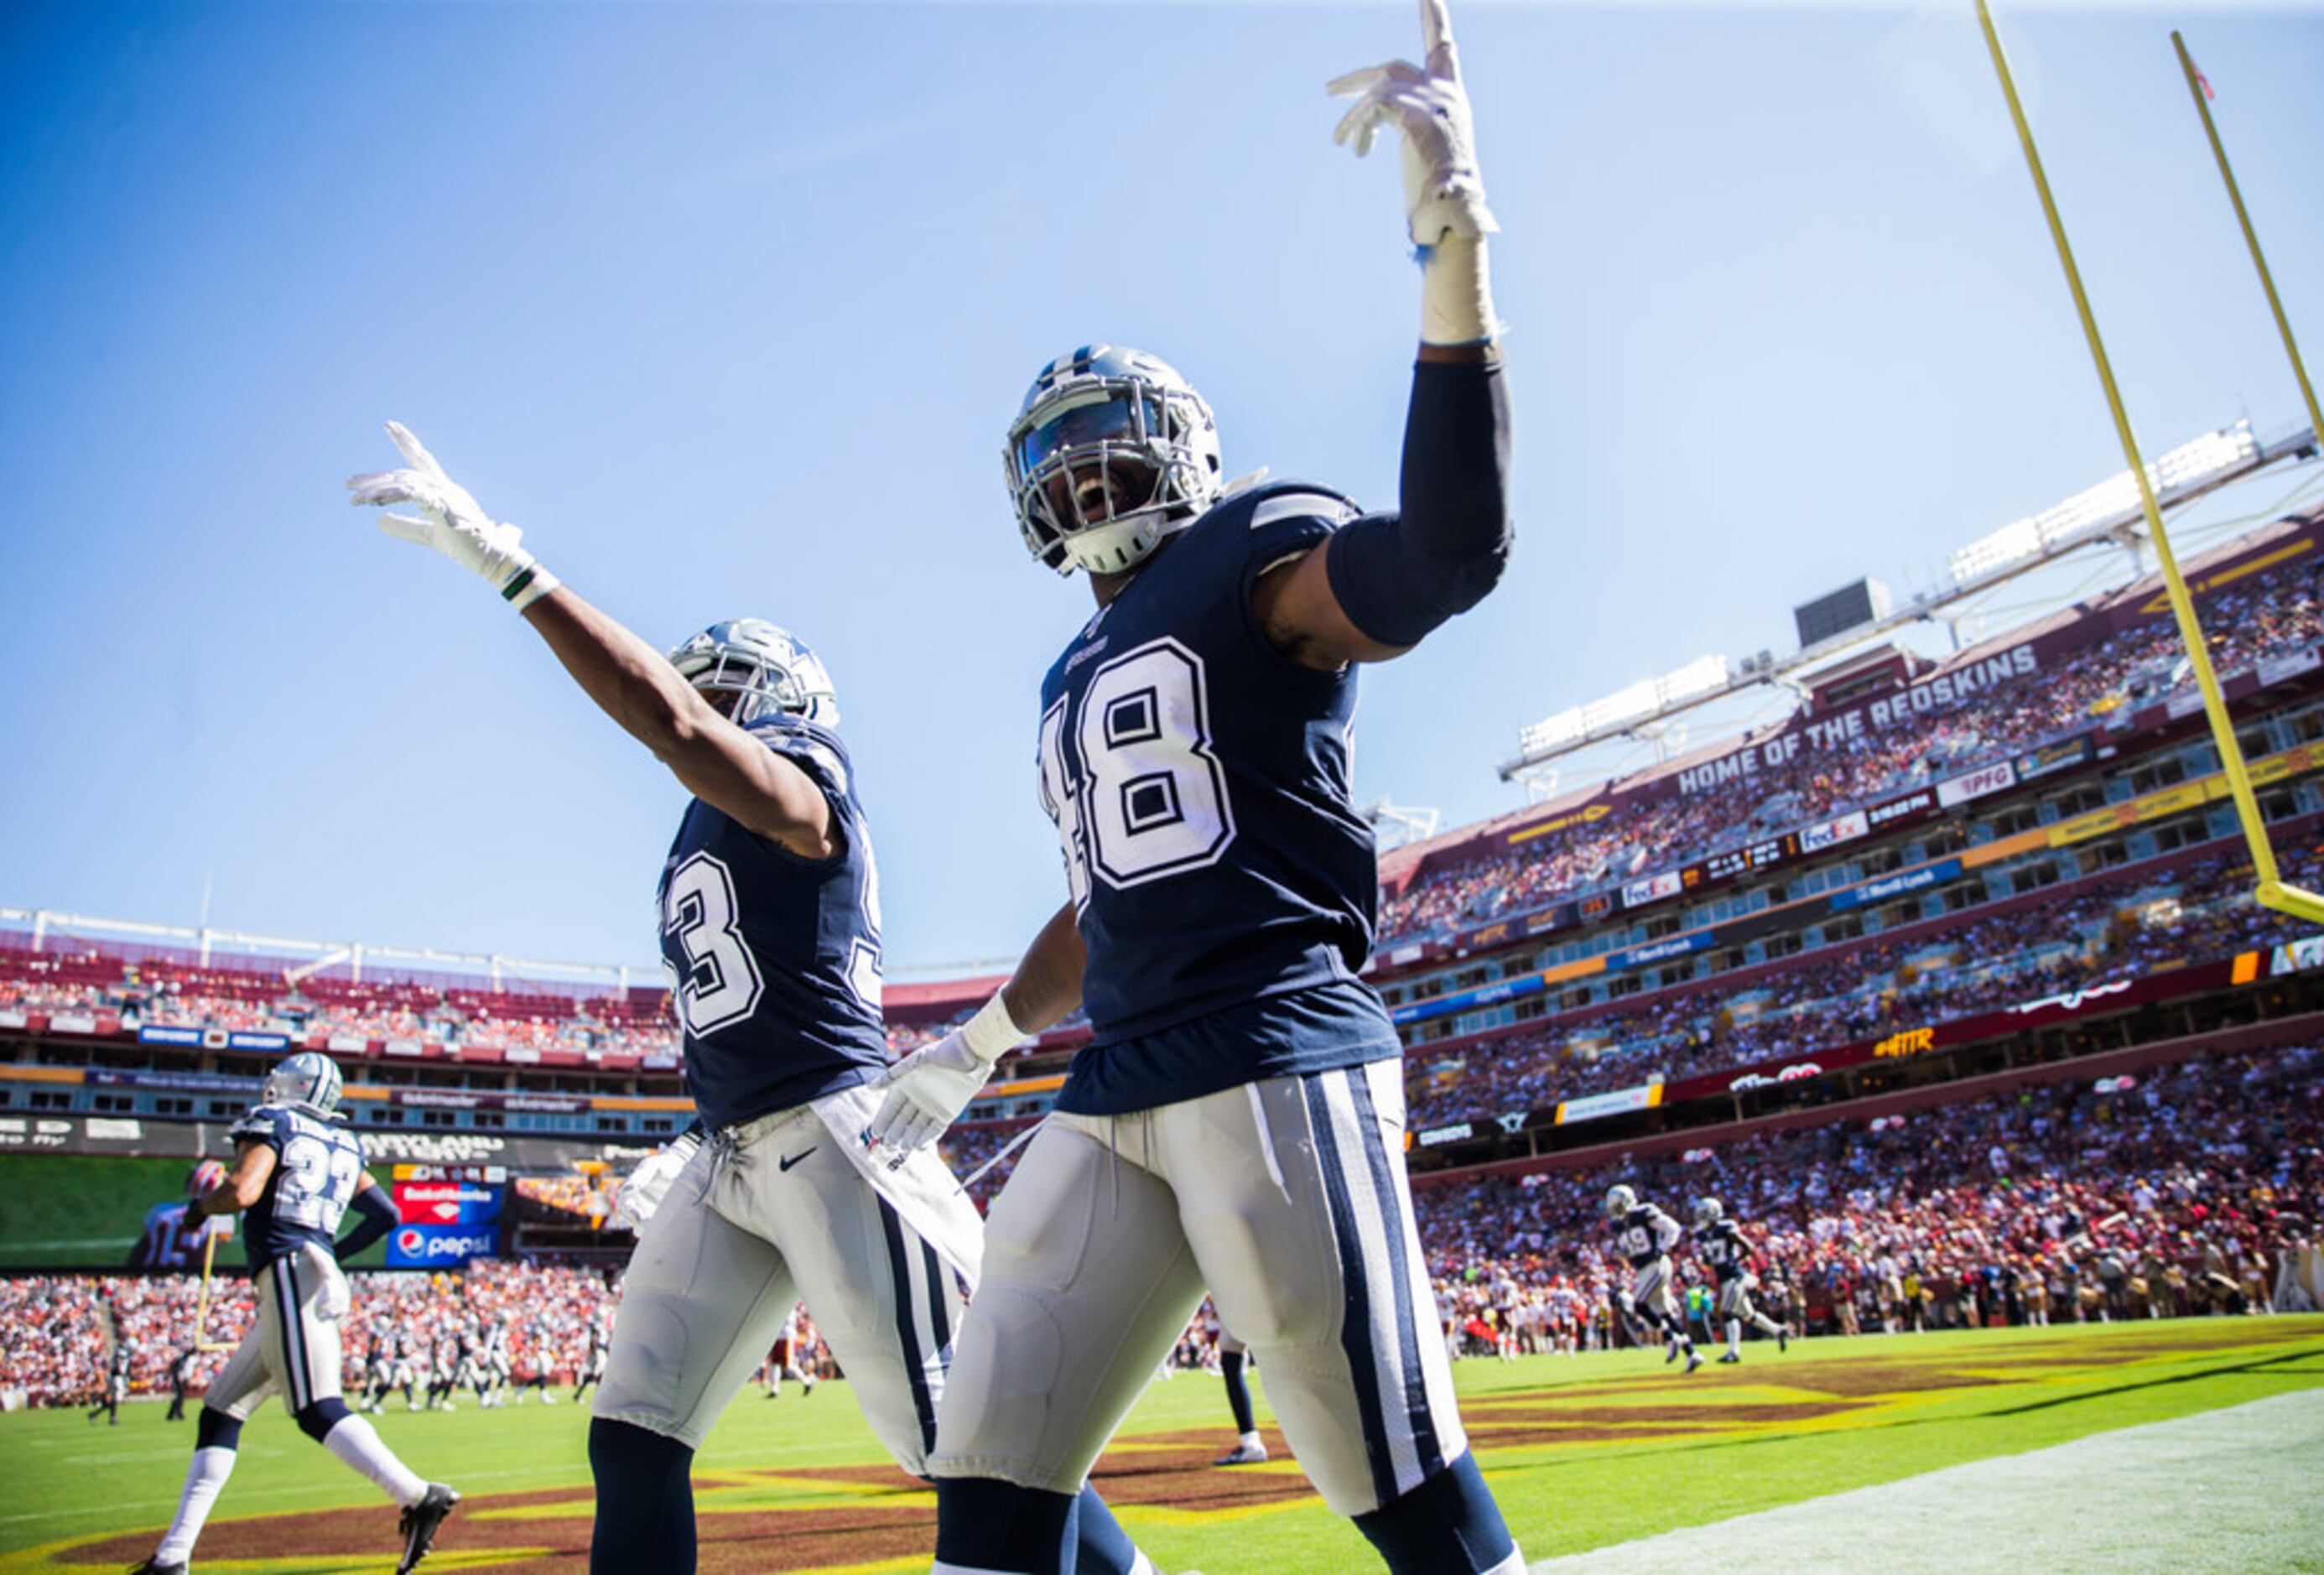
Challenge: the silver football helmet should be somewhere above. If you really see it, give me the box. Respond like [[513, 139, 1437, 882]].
[[262, 1051, 344, 1119], [666, 619, 839, 729], [1004, 345, 1225, 576], [1692, 1196, 1724, 1229], [1604, 1183, 1637, 1220]]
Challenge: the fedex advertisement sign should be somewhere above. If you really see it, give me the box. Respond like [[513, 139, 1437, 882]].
[[387, 1223, 497, 1268]]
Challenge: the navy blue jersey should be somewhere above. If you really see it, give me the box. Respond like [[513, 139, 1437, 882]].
[[1611, 1204, 1682, 1270], [1696, 1219, 1750, 1283], [656, 715, 886, 1131], [228, 1105, 366, 1271], [1036, 482, 1400, 1113]]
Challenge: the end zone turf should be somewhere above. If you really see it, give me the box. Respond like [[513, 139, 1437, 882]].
[[3, 1317, 2317, 1573]]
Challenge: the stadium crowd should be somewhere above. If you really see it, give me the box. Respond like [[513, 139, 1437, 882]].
[[0, 945, 960, 1067], [5, 1039, 2312, 1409], [1417, 1040, 2321, 1352], [1380, 548, 2324, 943], [1403, 839, 2324, 1129]]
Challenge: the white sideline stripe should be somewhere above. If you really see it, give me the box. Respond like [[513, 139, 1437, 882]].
[[1531, 1389, 2324, 1573]]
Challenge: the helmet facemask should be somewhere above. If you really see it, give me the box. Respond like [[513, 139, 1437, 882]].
[[1006, 352, 1224, 576], [666, 620, 840, 730]]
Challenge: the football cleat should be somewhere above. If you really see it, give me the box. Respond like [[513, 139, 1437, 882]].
[[1214, 1439, 1270, 1467], [1005, 345, 1224, 576], [261, 1051, 345, 1120], [1718, 1352, 1742, 1364], [1684, 1352, 1704, 1375], [127, 1560, 188, 1575], [1779, 1323, 1791, 1354], [1663, 1340, 1680, 1365], [397, 1483, 460, 1573]]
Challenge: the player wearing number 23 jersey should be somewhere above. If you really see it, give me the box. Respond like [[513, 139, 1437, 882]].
[[138, 1053, 454, 1575]]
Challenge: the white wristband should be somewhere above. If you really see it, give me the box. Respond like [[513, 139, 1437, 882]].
[[960, 991, 1027, 1065], [1420, 235, 1500, 347], [502, 561, 560, 613]]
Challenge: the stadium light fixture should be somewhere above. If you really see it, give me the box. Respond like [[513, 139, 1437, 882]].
[[1947, 425, 2259, 585], [1518, 654, 1729, 756]]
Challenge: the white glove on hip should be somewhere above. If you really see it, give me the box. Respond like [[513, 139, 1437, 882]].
[[300, 1243, 351, 1322], [865, 993, 1025, 1157], [866, 1027, 998, 1156], [611, 1129, 704, 1233], [1329, 0, 1498, 247], [346, 422, 559, 611]]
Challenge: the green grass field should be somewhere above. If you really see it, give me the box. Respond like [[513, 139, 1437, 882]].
[[3, 1316, 2318, 1572]]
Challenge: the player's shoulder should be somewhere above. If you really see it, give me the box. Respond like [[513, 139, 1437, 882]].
[[1184, 478, 1362, 558], [743, 715, 853, 798], [229, 1103, 294, 1143]]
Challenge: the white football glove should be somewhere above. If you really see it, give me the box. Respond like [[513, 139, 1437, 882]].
[[346, 422, 559, 611], [865, 994, 1025, 1157], [866, 1028, 997, 1156], [611, 1129, 704, 1233], [1328, 0, 1498, 247]]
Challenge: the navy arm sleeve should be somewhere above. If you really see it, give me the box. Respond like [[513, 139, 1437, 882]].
[[1323, 357, 1512, 648], [335, 1183, 397, 1263]]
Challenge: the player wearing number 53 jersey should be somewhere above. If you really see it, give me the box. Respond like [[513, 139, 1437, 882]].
[[870, 6, 1524, 1570], [135, 1053, 456, 1575], [345, 439, 1159, 1575]]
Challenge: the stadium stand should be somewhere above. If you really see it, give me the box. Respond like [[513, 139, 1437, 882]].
[[6, 507, 2324, 1416]]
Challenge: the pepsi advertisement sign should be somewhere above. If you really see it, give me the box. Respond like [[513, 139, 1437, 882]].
[[386, 1223, 498, 1268]]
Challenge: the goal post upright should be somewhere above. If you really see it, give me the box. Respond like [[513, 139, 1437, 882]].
[[1974, 0, 2323, 925]]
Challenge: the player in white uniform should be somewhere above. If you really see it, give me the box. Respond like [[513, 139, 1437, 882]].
[[346, 450, 1159, 1575], [132, 1053, 459, 1575], [868, 6, 1521, 1569]]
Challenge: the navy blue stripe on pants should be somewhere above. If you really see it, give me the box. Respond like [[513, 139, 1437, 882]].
[[1302, 1074, 1399, 1508], [273, 1258, 309, 1412], [876, 1201, 938, 1454], [1346, 1068, 1445, 1482]]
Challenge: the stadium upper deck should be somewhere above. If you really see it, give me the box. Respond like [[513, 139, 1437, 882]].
[[4, 511, 2322, 1167]]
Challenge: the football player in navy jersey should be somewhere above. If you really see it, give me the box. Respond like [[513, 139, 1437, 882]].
[[1604, 1185, 1702, 1374], [134, 1053, 455, 1575], [868, 4, 1523, 1569], [346, 442, 1162, 1575], [1691, 1197, 1791, 1363]]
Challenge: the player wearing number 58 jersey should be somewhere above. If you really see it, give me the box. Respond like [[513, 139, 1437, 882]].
[[870, 5, 1524, 1570], [135, 1053, 456, 1575], [344, 439, 1160, 1575]]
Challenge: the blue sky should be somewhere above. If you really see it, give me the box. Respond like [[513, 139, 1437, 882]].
[[2, 2, 2321, 978]]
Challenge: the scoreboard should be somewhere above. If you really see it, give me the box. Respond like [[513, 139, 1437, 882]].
[[385, 1163, 506, 1267]]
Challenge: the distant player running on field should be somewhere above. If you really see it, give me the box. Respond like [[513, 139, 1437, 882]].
[[1691, 1197, 1791, 1364], [867, 4, 1524, 1569], [133, 1053, 458, 1575], [346, 444, 1159, 1575], [1605, 1185, 1703, 1375]]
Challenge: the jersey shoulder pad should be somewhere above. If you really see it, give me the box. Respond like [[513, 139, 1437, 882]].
[[745, 715, 852, 798], [229, 1105, 289, 1146]]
